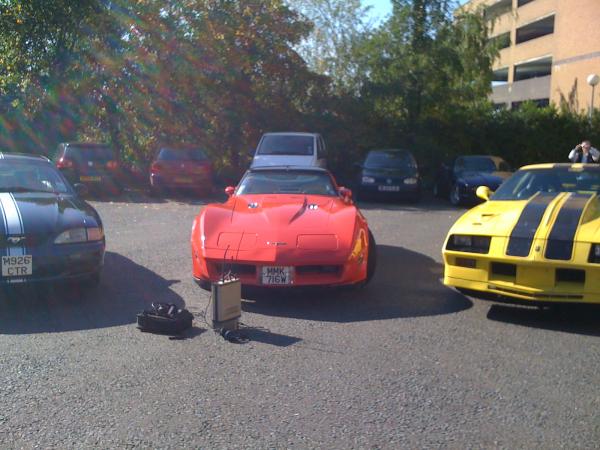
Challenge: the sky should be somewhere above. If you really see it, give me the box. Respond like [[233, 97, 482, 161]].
[[364, 0, 393, 23], [364, 0, 469, 24]]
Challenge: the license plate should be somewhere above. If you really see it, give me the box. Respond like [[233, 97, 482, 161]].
[[175, 177, 193, 183], [378, 185, 400, 192], [80, 176, 101, 182], [2, 255, 32, 277], [261, 266, 292, 285]]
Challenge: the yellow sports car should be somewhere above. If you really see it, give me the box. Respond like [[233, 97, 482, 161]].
[[443, 163, 600, 305]]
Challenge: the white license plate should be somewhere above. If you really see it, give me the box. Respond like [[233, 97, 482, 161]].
[[378, 185, 400, 192], [2, 255, 33, 277], [261, 266, 292, 285]]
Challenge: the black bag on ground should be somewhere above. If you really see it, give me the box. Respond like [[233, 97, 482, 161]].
[[137, 303, 194, 335]]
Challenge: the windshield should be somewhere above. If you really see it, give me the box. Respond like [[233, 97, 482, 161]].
[[237, 170, 337, 196], [0, 162, 72, 194], [256, 135, 314, 156], [157, 148, 208, 161], [365, 151, 415, 169], [65, 145, 114, 162], [492, 167, 600, 201], [455, 156, 500, 173]]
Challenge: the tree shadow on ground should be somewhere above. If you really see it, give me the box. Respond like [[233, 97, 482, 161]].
[[487, 304, 600, 337], [241, 244, 472, 323], [0, 252, 185, 335]]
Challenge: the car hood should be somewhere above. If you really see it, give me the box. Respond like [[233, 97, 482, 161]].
[[456, 171, 511, 187], [199, 194, 360, 262], [449, 192, 600, 243], [0, 192, 101, 237], [251, 154, 316, 168]]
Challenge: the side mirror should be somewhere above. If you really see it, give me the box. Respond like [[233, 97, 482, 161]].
[[225, 186, 235, 196], [476, 185, 492, 201], [339, 187, 353, 201], [248, 149, 256, 158], [73, 183, 88, 197]]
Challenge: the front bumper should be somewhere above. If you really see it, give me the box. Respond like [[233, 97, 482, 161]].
[[443, 250, 600, 305], [200, 259, 365, 287], [359, 182, 420, 198], [0, 241, 105, 284]]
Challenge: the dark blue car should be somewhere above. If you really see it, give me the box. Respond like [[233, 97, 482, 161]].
[[0, 153, 105, 286], [356, 149, 421, 202], [433, 155, 512, 206]]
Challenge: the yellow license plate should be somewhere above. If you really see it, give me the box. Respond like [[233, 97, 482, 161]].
[[175, 177, 193, 183], [80, 176, 101, 182]]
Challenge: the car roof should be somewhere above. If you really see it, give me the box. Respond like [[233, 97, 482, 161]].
[[367, 149, 413, 154], [261, 132, 320, 137], [157, 144, 205, 149], [520, 163, 600, 170], [457, 154, 504, 160], [248, 165, 328, 173], [0, 152, 51, 163]]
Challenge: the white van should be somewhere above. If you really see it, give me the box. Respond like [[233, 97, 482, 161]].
[[250, 132, 327, 168]]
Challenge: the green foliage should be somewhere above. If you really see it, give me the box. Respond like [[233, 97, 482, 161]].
[[291, 0, 373, 94], [0, 0, 598, 185]]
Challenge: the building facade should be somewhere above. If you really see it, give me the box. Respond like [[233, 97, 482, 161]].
[[461, 0, 600, 111]]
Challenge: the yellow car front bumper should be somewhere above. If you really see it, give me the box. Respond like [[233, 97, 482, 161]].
[[444, 251, 600, 305]]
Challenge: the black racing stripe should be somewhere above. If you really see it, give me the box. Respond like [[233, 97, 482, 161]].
[[544, 193, 593, 260], [506, 192, 558, 257]]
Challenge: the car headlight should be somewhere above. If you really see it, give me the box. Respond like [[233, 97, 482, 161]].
[[404, 177, 418, 185], [588, 244, 600, 263], [55, 227, 104, 244], [446, 234, 491, 254], [362, 176, 375, 184]]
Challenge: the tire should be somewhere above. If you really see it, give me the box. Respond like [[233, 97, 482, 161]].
[[365, 230, 377, 284], [449, 183, 462, 206]]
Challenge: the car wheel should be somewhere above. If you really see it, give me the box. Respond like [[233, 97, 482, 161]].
[[365, 230, 377, 284], [449, 184, 462, 206]]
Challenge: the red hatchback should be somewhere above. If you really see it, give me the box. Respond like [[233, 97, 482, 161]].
[[149, 147, 214, 195]]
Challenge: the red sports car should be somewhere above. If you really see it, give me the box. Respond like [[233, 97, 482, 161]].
[[191, 166, 376, 289]]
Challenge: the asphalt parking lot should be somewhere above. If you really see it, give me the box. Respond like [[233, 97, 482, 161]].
[[0, 192, 598, 448]]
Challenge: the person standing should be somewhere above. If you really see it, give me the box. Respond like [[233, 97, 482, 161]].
[[568, 140, 600, 163]]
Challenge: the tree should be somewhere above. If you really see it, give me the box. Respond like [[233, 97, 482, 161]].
[[290, 0, 373, 93], [359, 0, 495, 135]]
